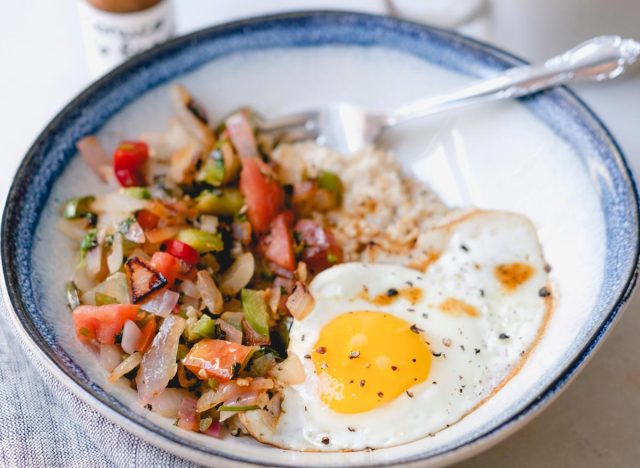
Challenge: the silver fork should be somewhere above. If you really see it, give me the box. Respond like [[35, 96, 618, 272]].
[[255, 36, 640, 154]]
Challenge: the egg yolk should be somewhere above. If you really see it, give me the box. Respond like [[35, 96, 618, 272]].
[[312, 311, 431, 414]]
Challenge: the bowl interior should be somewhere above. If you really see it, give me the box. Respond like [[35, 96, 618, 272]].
[[4, 12, 638, 467]]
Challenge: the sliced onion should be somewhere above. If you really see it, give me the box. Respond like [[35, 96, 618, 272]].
[[219, 393, 260, 422], [268, 286, 281, 315], [296, 261, 308, 284], [286, 282, 315, 320], [225, 111, 258, 158], [91, 192, 149, 214], [85, 244, 104, 280], [220, 311, 244, 329], [177, 396, 199, 431], [108, 351, 142, 383], [73, 259, 97, 292], [107, 233, 124, 274], [204, 421, 221, 437], [148, 388, 190, 418], [178, 279, 199, 299], [197, 270, 223, 314], [124, 220, 146, 244], [171, 84, 215, 151], [99, 344, 122, 372], [76, 135, 110, 182], [231, 220, 252, 245], [218, 319, 242, 344], [129, 247, 151, 262], [145, 226, 180, 244], [269, 354, 305, 385], [136, 315, 186, 404], [220, 252, 254, 295], [121, 320, 142, 355], [269, 263, 294, 279], [141, 289, 180, 318], [81, 272, 130, 305], [196, 378, 273, 413], [199, 215, 218, 234], [57, 219, 88, 241]]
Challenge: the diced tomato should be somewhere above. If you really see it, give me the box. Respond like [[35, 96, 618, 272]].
[[262, 213, 295, 271], [72, 304, 140, 345], [239, 157, 284, 233], [294, 219, 343, 273], [136, 209, 160, 230], [150, 251, 180, 287], [182, 339, 252, 382], [136, 316, 156, 353], [113, 141, 148, 187], [163, 239, 200, 266]]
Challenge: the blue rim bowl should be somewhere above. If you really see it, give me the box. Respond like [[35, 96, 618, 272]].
[[2, 10, 639, 467]]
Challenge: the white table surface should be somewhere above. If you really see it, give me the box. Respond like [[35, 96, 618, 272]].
[[1, 1, 639, 466]]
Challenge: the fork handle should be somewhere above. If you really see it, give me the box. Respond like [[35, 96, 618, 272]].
[[386, 36, 640, 126]]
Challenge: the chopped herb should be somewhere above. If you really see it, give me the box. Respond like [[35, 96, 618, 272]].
[[218, 405, 259, 412], [79, 327, 91, 337], [327, 252, 338, 264], [118, 217, 135, 235], [80, 229, 98, 256], [120, 187, 151, 199]]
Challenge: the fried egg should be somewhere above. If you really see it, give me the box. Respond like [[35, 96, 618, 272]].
[[242, 211, 552, 451]]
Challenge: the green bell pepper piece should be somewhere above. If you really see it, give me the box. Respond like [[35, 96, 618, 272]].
[[241, 289, 270, 337], [195, 189, 244, 216], [63, 196, 95, 219], [176, 228, 223, 253]]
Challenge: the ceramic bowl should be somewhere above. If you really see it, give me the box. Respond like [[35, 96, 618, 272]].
[[2, 11, 638, 467]]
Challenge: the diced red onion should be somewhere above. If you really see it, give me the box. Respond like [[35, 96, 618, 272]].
[[108, 351, 142, 383], [197, 270, 223, 314], [121, 320, 142, 355], [204, 421, 221, 438], [141, 289, 180, 318], [98, 344, 122, 372], [177, 397, 199, 431], [220, 252, 254, 295], [286, 282, 315, 320], [217, 319, 243, 344], [269, 262, 294, 279]]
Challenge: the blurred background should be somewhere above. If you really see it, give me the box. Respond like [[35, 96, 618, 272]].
[[1, 1, 639, 466]]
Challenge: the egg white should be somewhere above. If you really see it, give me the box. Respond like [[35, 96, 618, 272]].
[[244, 211, 551, 451]]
